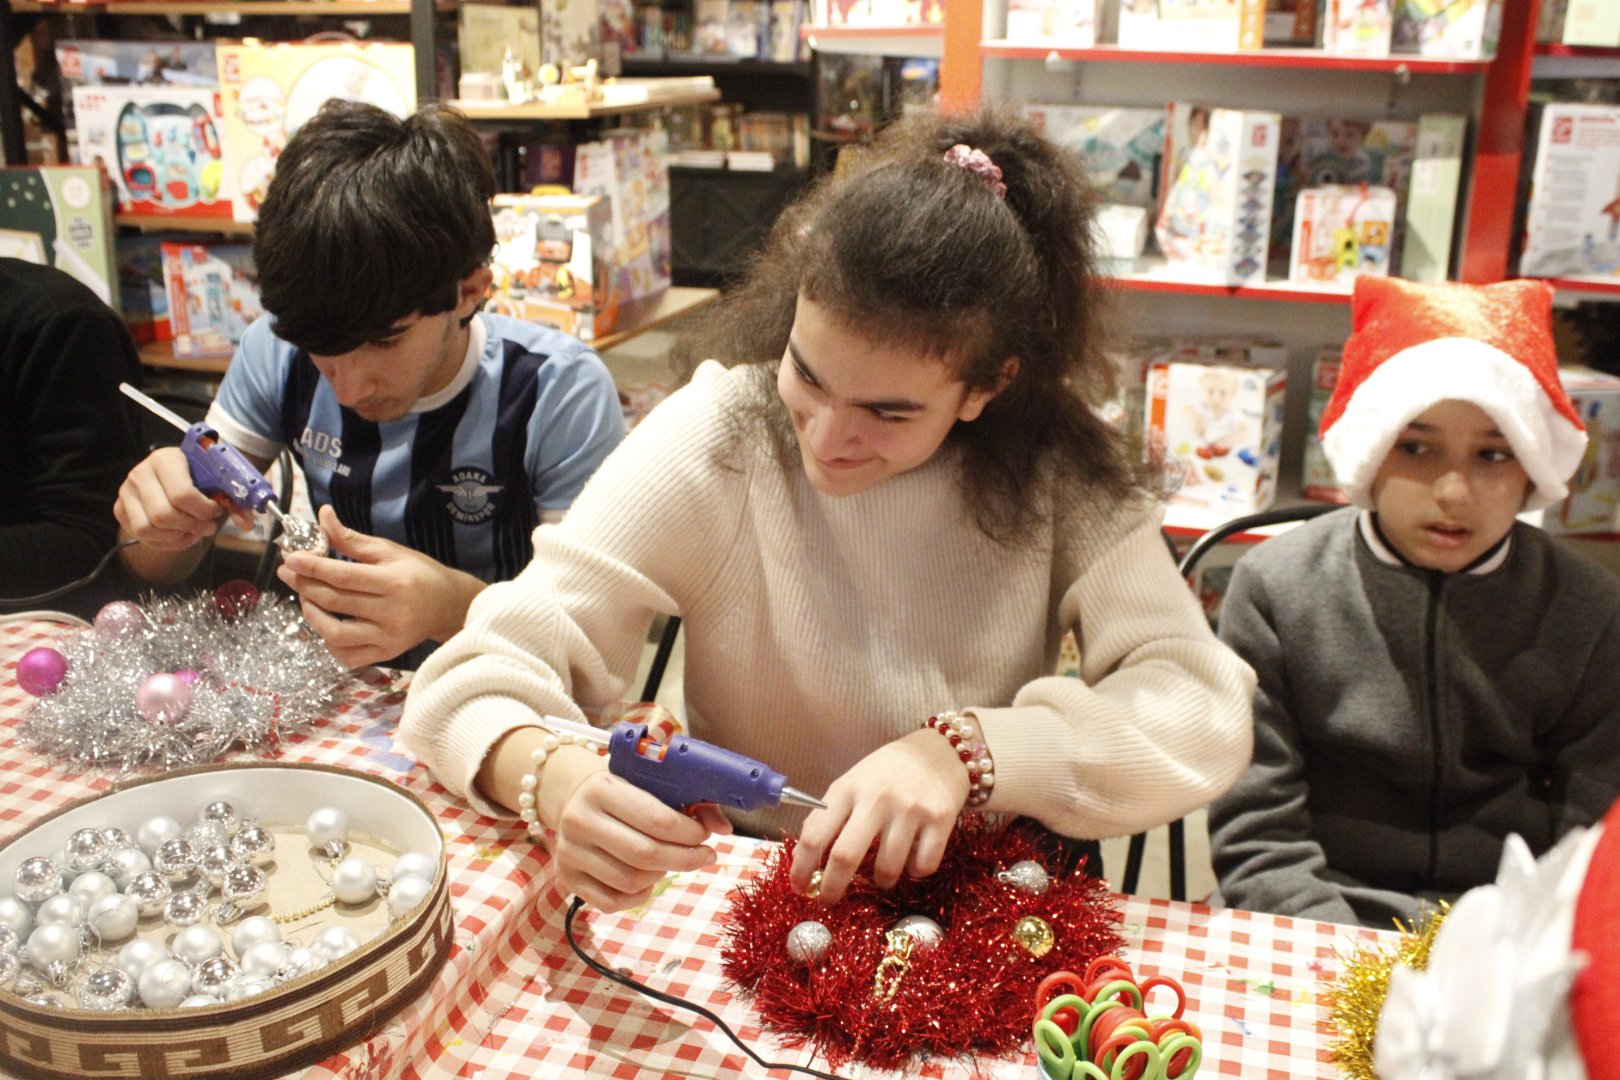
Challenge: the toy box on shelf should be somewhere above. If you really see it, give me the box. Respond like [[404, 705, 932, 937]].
[[1116, 0, 1265, 50], [1392, 0, 1502, 58], [72, 85, 233, 219], [160, 241, 264, 359], [1146, 341, 1288, 519], [1005, 0, 1098, 48], [1541, 366, 1620, 536], [488, 193, 620, 343], [1154, 103, 1281, 287], [1400, 112, 1467, 282], [54, 40, 218, 131], [118, 234, 173, 345], [816, 0, 944, 27], [215, 42, 416, 223], [1024, 104, 1163, 212], [1263, 0, 1318, 45], [0, 166, 117, 309], [572, 128, 672, 331], [1288, 184, 1397, 284], [1302, 347, 1348, 504], [1323, 0, 1393, 55], [1270, 115, 1417, 274], [1561, 0, 1620, 47], [1520, 103, 1620, 281]]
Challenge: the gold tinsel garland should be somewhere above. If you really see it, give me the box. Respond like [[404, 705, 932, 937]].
[[1322, 905, 1449, 1080]]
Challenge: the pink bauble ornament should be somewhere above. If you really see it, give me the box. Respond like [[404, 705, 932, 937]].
[[93, 601, 147, 641], [15, 647, 68, 697], [135, 674, 193, 724], [213, 579, 260, 621]]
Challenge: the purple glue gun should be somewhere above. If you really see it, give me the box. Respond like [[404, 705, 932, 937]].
[[544, 716, 826, 814], [119, 383, 328, 555]]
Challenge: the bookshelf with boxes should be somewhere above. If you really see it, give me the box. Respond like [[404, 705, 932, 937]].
[[936, 0, 1620, 545]]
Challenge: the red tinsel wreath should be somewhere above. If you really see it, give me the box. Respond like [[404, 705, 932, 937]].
[[721, 817, 1125, 1071]]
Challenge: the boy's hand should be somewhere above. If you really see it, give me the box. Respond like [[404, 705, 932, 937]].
[[115, 447, 254, 549], [277, 505, 486, 668]]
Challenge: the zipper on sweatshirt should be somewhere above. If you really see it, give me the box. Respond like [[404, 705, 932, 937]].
[[1422, 572, 1444, 890]]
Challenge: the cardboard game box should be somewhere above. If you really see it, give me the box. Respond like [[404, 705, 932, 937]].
[[488, 193, 619, 342], [1543, 365, 1620, 535], [160, 241, 264, 359], [572, 129, 672, 330], [117, 233, 173, 344], [1270, 116, 1417, 273], [1392, 0, 1502, 58], [54, 40, 218, 130], [1004, 0, 1097, 48], [0, 166, 117, 309], [1155, 103, 1281, 287], [1520, 103, 1620, 280], [1302, 348, 1348, 504], [215, 42, 415, 223], [72, 85, 232, 219], [1146, 347, 1288, 519], [1288, 184, 1398, 284], [1023, 104, 1164, 212], [1117, 0, 1264, 50], [1324, 0, 1393, 55]]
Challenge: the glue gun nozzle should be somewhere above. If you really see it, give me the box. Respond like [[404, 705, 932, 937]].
[[781, 786, 827, 811]]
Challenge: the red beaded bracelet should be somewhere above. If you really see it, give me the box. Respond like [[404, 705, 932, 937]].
[[924, 711, 996, 808]]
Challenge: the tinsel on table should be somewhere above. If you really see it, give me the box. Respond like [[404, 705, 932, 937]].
[[721, 817, 1124, 1072], [19, 591, 348, 773], [1323, 905, 1448, 1080]]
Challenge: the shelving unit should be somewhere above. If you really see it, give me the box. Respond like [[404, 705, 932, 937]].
[[976, 42, 1490, 73], [0, 0, 449, 165], [449, 86, 723, 122], [801, 22, 944, 57]]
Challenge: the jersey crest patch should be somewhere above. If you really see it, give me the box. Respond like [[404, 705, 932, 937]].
[[437, 468, 504, 524]]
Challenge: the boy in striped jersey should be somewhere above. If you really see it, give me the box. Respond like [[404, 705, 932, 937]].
[[114, 101, 625, 669]]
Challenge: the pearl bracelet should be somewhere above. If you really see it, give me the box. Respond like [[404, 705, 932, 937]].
[[518, 727, 599, 840], [924, 711, 996, 809]]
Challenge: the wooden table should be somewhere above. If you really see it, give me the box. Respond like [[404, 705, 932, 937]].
[[0, 619, 1390, 1078]]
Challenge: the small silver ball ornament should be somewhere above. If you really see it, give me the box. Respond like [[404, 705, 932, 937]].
[[230, 916, 281, 958], [785, 920, 831, 965], [35, 894, 84, 928], [152, 838, 198, 883], [171, 924, 224, 965], [997, 860, 1051, 896], [115, 938, 167, 982], [386, 874, 433, 920], [230, 825, 275, 866], [86, 893, 139, 944], [137, 958, 192, 1009], [124, 870, 172, 917], [0, 897, 32, 937], [164, 890, 209, 928], [103, 846, 151, 889], [135, 816, 182, 857], [311, 925, 360, 962], [197, 801, 240, 836], [13, 856, 62, 903], [890, 914, 944, 952], [80, 967, 135, 1010], [190, 955, 238, 998], [68, 870, 118, 906], [64, 828, 111, 873], [331, 857, 379, 905]]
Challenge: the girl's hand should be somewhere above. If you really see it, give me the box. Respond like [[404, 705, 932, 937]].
[[550, 756, 733, 912], [787, 727, 970, 905]]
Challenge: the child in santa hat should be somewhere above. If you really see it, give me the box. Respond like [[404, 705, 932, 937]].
[[1208, 276, 1620, 929]]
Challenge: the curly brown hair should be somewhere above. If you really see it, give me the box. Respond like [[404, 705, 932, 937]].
[[670, 105, 1150, 544]]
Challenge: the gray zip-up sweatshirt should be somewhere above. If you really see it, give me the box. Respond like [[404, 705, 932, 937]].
[[1209, 507, 1620, 928]]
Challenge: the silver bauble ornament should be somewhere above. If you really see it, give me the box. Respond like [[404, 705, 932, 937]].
[[997, 860, 1052, 896], [311, 925, 360, 962], [229, 825, 275, 866], [163, 890, 209, 928], [13, 856, 62, 903], [331, 857, 379, 905], [124, 870, 172, 917], [103, 846, 151, 890], [0, 925, 19, 955], [24, 923, 80, 970], [64, 828, 111, 873], [785, 920, 831, 965], [391, 851, 438, 885], [229, 916, 281, 958], [239, 940, 287, 980], [197, 801, 240, 836], [152, 838, 198, 883], [890, 914, 945, 952], [137, 958, 192, 1009], [35, 894, 84, 928], [386, 874, 433, 920], [171, 924, 224, 966], [80, 967, 135, 1010], [196, 845, 234, 890], [115, 938, 167, 982], [190, 955, 238, 998], [86, 893, 139, 944], [68, 870, 118, 906], [0, 897, 32, 938]]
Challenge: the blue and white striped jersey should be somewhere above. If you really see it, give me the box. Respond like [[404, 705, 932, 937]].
[[208, 311, 626, 586]]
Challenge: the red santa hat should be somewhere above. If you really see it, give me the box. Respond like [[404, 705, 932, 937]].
[[1320, 276, 1586, 512], [1572, 795, 1620, 1080]]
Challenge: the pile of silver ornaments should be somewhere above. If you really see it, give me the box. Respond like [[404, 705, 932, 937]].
[[0, 800, 438, 1011]]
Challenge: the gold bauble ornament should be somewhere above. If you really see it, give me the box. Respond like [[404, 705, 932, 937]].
[[1010, 915, 1054, 959]]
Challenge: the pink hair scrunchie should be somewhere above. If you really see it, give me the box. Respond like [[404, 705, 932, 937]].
[[944, 143, 1008, 200]]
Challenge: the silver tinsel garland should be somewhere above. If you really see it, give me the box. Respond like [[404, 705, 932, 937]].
[[22, 592, 349, 773]]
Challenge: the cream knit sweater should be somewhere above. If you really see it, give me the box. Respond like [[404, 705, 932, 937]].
[[401, 362, 1255, 840]]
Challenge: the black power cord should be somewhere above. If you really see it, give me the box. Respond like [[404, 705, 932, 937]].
[[0, 539, 138, 607], [563, 896, 847, 1079]]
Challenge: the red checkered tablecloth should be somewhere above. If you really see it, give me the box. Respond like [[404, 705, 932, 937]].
[[0, 619, 1393, 1080]]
